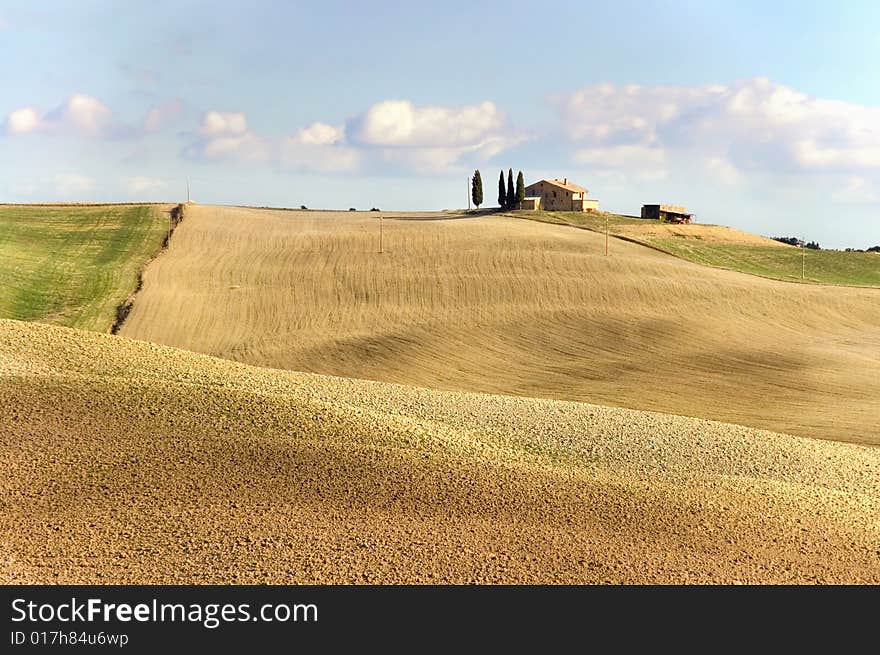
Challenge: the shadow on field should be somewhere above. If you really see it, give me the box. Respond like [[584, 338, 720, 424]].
[[389, 214, 476, 221]]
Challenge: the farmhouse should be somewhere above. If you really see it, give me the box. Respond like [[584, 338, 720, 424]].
[[641, 204, 693, 223], [522, 178, 599, 212]]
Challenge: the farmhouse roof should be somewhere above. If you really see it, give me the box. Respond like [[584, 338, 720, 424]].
[[529, 178, 588, 193]]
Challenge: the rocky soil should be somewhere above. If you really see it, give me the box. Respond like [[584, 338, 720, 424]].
[[2, 319, 878, 584]]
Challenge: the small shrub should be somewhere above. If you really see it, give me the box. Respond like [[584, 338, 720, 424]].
[[370, 207, 380, 212], [300, 205, 308, 210], [349, 207, 356, 212]]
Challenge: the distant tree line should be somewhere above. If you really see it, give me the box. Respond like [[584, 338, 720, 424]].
[[470, 168, 526, 210], [772, 236, 820, 249], [771, 237, 880, 252]]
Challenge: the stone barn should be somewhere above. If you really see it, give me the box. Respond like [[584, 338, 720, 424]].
[[523, 178, 599, 212], [640, 204, 693, 223]]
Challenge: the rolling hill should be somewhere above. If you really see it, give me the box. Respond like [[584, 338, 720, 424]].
[[2, 318, 879, 583], [521, 209, 880, 286], [120, 205, 880, 446], [4, 203, 879, 584]]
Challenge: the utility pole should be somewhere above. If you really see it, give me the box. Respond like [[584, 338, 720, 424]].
[[605, 215, 609, 256], [379, 215, 384, 254], [467, 176, 471, 211], [802, 240, 805, 280], [186, 178, 191, 203]]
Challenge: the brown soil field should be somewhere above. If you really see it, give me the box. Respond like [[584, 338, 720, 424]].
[[2, 318, 879, 584], [121, 205, 880, 446]]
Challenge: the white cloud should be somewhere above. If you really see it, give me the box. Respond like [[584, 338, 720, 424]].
[[280, 122, 359, 172], [351, 100, 504, 147], [187, 101, 516, 172], [555, 77, 880, 180], [187, 111, 268, 162], [199, 111, 248, 137], [144, 99, 183, 132], [5, 107, 41, 135], [54, 174, 94, 196], [124, 176, 166, 193], [61, 94, 111, 135], [347, 99, 517, 171], [792, 139, 880, 169], [4, 94, 113, 137], [555, 82, 722, 146], [295, 122, 345, 146]]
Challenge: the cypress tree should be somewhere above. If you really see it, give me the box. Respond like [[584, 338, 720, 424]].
[[471, 170, 483, 209], [506, 168, 515, 210], [498, 170, 506, 209], [515, 171, 525, 209]]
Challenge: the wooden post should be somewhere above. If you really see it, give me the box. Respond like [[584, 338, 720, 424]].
[[605, 215, 609, 256], [802, 243, 805, 280]]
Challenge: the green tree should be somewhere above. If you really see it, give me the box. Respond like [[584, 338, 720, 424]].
[[515, 171, 525, 209], [471, 170, 483, 209], [498, 170, 506, 209], [506, 168, 515, 210]]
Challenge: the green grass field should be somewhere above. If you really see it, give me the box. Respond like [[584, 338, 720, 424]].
[[508, 209, 657, 230], [512, 210, 880, 288], [650, 240, 880, 286], [0, 204, 169, 331]]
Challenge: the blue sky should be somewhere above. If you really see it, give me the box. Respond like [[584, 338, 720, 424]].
[[2, 0, 880, 247]]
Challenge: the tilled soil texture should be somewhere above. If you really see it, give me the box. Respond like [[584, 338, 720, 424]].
[[120, 206, 880, 446], [3, 319, 879, 584]]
